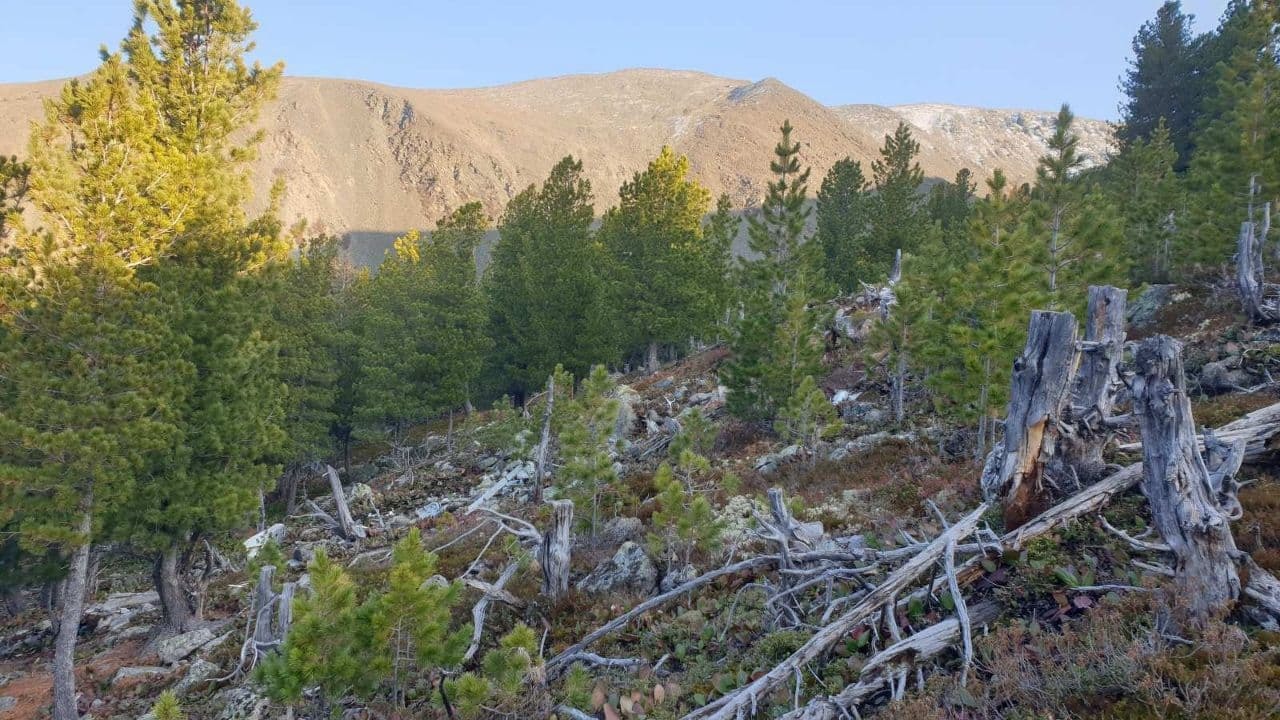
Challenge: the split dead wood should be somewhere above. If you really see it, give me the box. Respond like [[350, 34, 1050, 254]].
[[544, 549, 863, 676], [778, 602, 1000, 720], [540, 500, 573, 599], [463, 561, 520, 664], [1132, 335, 1244, 625], [1236, 185, 1277, 323], [532, 373, 556, 503], [324, 464, 366, 540], [682, 504, 987, 720]]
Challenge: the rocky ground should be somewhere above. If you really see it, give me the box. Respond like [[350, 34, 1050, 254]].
[[2, 278, 1279, 720]]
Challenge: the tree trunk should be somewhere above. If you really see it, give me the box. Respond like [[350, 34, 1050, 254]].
[[252, 565, 277, 650], [646, 341, 660, 375], [324, 464, 365, 540], [1057, 285, 1128, 482], [982, 310, 1079, 529], [1237, 201, 1277, 323], [539, 500, 573, 600], [154, 542, 196, 636], [52, 507, 91, 720], [1132, 335, 1242, 627]]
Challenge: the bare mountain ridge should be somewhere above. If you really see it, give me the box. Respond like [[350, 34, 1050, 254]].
[[0, 69, 1114, 257]]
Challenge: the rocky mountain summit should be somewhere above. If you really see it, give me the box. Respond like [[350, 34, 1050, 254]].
[[0, 69, 1113, 260]]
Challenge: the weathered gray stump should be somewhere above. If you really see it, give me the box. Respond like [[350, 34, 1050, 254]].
[[1237, 201, 1277, 323], [324, 464, 366, 541], [1058, 285, 1128, 482], [982, 310, 1079, 529], [540, 500, 573, 599], [252, 565, 278, 650], [1132, 336, 1241, 626]]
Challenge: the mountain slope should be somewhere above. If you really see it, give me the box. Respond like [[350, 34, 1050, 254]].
[[0, 69, 1114, 255]]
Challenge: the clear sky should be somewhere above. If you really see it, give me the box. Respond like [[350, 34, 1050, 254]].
[[1, 0, 1230, 119]]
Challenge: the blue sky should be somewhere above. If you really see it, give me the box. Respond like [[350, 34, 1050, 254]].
[[1, 1, 1230, 119]]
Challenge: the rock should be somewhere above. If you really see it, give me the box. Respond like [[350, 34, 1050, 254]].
[[111, 666, 169, 685], [653, 377, 674, 391], [0, 697, 15, 712], [421, 575, 449, 590], [387, 513, 414, 529], [613, 385, 643, 440], [419, 435, 448, 454], [688, 391, 717, 406], [1200, 360, 1250, 393], [347, 482, 376, 505], [477, 455, 500, 471], [1127, 284, 1177, 327], [155, 627, 217, 665], [600, 517, 643, 545], [753, 455, 778, 474], [828, 446, 850, 462], [659, 564, 698, 593], [577, 541, 658, 595], [107, 624, 152, 646], [172, 658, 219, 696], [846, 432, 892, 454], [243, 523, 286, 559], [214, 687, 268, 720], [87, 591, 159, 616], [794, 521, 826, 544], [415, 501, 444, 520]]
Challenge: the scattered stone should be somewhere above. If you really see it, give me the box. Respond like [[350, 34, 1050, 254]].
[[107, 625, 152, 646], [243, 523, 286, 560], [688, 391, 717, 406], [387, 514, 414, 529], [111, 666, 169, 685], [415, 501, 444, 520], [477, 455, 500, 471], [173, 658, 219, 696], [828, 446, 850, 462], [1200, 360, 1250, 393], [214, 686, 269, 720], [659, 564, 698, 593], [653, 377, 674, 391], [1126, 284, 1177, 327], [600, 516, 643, 545], [613, 385, 642, 440], [577, 541, 658, 595], [87, 591, 159, 616], [0, 697, 15, 712], [347, 482, 376, 505], [421, 575, 449, 590], [156, 627, 217, 665]]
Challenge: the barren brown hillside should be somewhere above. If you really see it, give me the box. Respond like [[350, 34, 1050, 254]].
[[0, 68, 1113, 248]]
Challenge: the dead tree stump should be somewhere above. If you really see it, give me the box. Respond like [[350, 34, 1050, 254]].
[[1132, 335, 1242, 626], [1236, 195, 1277, 323], [540, 500, 573, 599], [1058, 285, 1128, 482], [982, 310, 1079, 529]]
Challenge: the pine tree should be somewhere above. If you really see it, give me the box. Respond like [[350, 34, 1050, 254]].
[[556, 365, 621, 535], [256, 548, 383, 714], [703, 193, 741, 332], [150, 691, 186, 720], [723, 121, 826, 423], [648, 460, 722, 571], [356, 203, 491, 438], [1184, 0, 1280, 267], [270, 233, 342, 503], [1026, 105, 1124, 308], [108, 0, 288, 636], [816, 157, 873, 293], [868, 122, 927, 279], [1107, 121, 1184, 282], [775, 375, 837, 466], [1119, 1, 1213, 168], [600, 147, 717, 372], [925, 168, 977, 254], [486, 157, 617, 398], [0, 156, 29, 242]]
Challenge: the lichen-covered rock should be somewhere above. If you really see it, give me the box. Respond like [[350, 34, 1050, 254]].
[[659, 564, 698, 593], [214, 686, 268, 720], [577, 541, 658, 594], [155, 627, 217, 664]]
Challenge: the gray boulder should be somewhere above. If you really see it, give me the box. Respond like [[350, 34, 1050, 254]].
[[0, 697, 16, 712], [599, 516, 643, 545], [243, 523, 286, 560], [577, 541, 658, 595], [111, 666, 168, 685], [172, 658, 219, 696], [1127, 284, 1177, 327], [659, 564, 698, 593], [156, 627, 217, 664], [214, 687, 269, 720]]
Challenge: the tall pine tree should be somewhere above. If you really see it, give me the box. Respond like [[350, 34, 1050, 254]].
[[868, 122, 928, 280], [486, 157, 617, 399], [600, 147, 718, 372], [816, 156, 873, 293]]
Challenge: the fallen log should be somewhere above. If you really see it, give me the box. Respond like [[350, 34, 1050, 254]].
[[1117, 400, 1280, 459], [463, 561, 520, 664], [545, 550, 864, 675], [779, 602, 1001, 720], [682, 504, 987, 720]]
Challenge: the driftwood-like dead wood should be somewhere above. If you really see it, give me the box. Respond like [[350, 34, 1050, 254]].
[[539, 500, 573, 599], [276, 581, 295, 643], [1117, 400, 1280, 459], [1236, 196, 1277, 324], [324, 464, 366, 540], [463, 561, 520, 664], [982, 310, 1079, 528], [545, 550, 863, 675], [779, 602, 1000, 720], [1132, 336, 1242, 625], [1061, 285, 1128, 480], [251, 566, 277, 650], [683, 504, 987, 720]]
